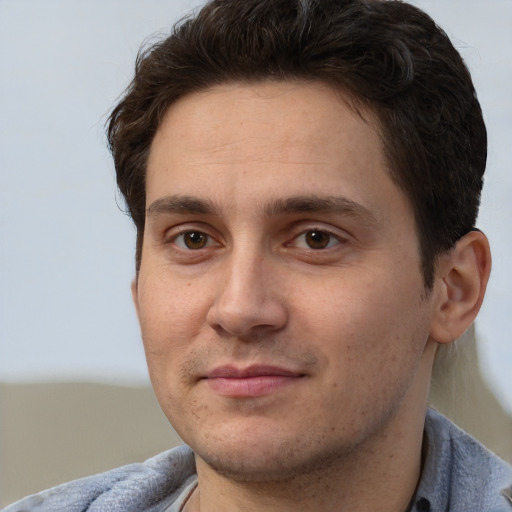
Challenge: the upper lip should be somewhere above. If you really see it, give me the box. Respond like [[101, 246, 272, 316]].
[[205, 365, 304, 379]]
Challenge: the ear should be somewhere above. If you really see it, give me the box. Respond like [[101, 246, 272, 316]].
[[131, 277, 140, 321], [430, 230, 491, 344]]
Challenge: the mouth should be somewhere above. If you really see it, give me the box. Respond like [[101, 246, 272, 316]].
[[202, 365, 306, 398]]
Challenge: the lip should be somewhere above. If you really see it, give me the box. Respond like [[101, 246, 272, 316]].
[[202, 365, 305, 397]]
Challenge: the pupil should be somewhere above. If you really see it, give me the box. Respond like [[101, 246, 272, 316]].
[[185, 231, 206, 249], [306, 230, 329, 249]]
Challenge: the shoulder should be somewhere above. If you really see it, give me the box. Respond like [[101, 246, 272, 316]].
[[420, 409, 512, 511], [1, 445, 196, 512]]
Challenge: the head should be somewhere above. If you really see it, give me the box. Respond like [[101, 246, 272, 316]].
[[108, 0, 486, 290], [106, 0, 491, 491]]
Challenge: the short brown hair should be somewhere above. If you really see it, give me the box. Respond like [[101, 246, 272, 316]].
[[107, 0, 486, 288]]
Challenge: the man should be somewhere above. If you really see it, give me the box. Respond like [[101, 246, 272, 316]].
[[4, 0, 511, 510]]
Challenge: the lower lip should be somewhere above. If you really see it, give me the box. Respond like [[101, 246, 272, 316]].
[[205, 375, 300, 397]]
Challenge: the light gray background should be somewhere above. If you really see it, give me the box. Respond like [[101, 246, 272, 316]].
[[1, 0, 511, 413]]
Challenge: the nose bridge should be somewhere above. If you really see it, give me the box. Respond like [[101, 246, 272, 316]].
[[224, 244, 263, 303], [207, 239, 287, 337]]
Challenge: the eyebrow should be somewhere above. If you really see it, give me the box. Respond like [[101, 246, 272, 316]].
[[146, 195, 218, 217], [264, 195, 382, 226], [146, 193, 381, 226]]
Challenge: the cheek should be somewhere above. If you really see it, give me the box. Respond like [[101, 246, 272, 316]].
[[136, 272, 213, 369], [136, 274, 207, 416], [299, 282, 429, 433], [298, 265, 428, 372]]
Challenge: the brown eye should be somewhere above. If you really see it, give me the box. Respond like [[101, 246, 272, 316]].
[[176, 231, 211, 250], [304, 230, 332, 249]]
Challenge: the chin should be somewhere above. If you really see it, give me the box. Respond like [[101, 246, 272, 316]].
[[191, 420, 360, 484]]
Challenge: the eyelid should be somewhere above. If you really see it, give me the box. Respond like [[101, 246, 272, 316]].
[[174, 232, 216, 249], [286, 224, 350, 249], [294, 232, 341, 249], [162, 223, 221, 248]]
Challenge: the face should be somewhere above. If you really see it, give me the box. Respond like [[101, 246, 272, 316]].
[[134, 82, 438, 482]]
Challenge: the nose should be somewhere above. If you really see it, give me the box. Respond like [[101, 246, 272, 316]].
[[206, 249, 288, 339]]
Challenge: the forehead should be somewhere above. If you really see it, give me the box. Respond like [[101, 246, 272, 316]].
[[145, 81, 411, 223], [147, 81, 392, 204], [155, 81, 377, 143]]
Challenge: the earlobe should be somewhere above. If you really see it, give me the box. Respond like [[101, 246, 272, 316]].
[[430, 230, 491, 344]]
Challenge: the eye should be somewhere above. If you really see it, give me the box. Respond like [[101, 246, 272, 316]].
[[294, 229, 341, 250], [173, 230, 214, 250]]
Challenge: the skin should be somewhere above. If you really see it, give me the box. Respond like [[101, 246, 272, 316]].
[[133, 82, 490, 511]]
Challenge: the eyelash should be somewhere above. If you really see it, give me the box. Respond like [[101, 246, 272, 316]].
[[167, 230, 218, 250], [289, 228, 344, 250]]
